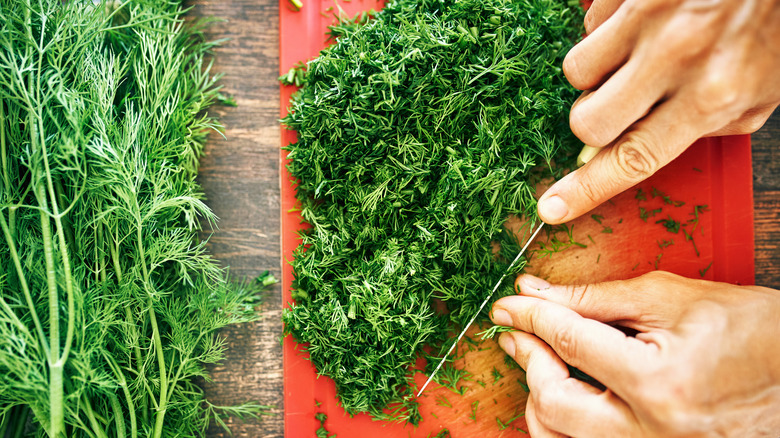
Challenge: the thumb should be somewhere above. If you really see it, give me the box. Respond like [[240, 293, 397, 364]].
[[538, 93, 721, 224], [537, 135, 668, 224]]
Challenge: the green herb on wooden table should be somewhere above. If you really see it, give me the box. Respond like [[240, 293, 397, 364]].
[[0, 1, 271, 436], [282, 0, 583, 423]]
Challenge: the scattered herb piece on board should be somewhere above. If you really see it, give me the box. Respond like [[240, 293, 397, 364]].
[[316, 412, 337, 438], [492, 367, 504, 384], [699, 261, 714, 277], [469, 401, 480, 421], [281, 0, 584, 422], [0, 1, 272, 436], [656, 215, 681, 234]]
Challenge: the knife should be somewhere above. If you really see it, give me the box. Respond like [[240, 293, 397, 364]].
[[416, 221, 546, 397]]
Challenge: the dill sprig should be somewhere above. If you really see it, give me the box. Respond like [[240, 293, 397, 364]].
[[0, 1, 271, 436], [282, 0, 582, 422]]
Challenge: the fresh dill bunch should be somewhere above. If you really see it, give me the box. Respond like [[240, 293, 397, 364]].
[[0, 1, 272, 436], [282, 0, 582, 423]]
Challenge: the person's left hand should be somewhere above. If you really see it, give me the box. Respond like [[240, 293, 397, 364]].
[[490, 271, 780, 437]]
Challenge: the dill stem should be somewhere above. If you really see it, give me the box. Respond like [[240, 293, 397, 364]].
[[0, 409, 8, 437], [32, 117, 64, 437], [35, 105, 77, 365], [149, 303, 168, 438], [82, 395, 108, 438], [110, 233, 148, 424], [134, 218, 168, 438], [10, 406, 28, 438], [108, 393, 127, 438], [0, 101, 13, 237]]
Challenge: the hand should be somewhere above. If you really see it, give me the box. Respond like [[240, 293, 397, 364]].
[[537, 0, 780, 224], [490, 271, 780, 437]]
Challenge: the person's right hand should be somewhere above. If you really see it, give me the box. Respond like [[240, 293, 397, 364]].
[[537, 0, 780, 225]]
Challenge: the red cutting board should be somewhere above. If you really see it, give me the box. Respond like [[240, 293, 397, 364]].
[[279, 1, 755, 436]]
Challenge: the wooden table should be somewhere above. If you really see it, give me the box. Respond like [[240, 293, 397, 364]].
[[188, 0, 780, 436]]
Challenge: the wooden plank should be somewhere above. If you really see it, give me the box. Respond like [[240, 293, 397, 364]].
[[753, 109, 780, 289], [185, 0, 284, 436]]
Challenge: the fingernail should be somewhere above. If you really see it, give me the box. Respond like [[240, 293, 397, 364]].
[[491, 308, 512, 326], [538, 195, 568, 223], [498, 332, 515, 357], [519, 274, 551, 292]]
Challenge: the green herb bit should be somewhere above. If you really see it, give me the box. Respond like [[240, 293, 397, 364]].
[[469, 401, 479, 422], [316, 412, 336, 438], [651, 187, 665, 198], [656, 216, 681, 233], [492, 367, 504, 384], [537, 224, 588, 257], [661, 195, 685, 207], [477, 324, 514, 340], [428, 429, 451, 438], [636, 188, 647, 201], [504, 354, 522, 371], [618, 218, 623, 224], [639, 207, 663, 223], [632, 262, 640, 271], [517, 379, 530, 393], [591, 214, 604, 224], [682, 229, 700, 257], [587, 234, 596, 245], [596, 253, 601, 263], [496, 410, 526, 430], [435, 394, 452, 408], [657, 239, 675, 249], [693, 167, 703, 172], [601, 226, 613, 234], [654, 253, 663, 270], [699, 261, 714, 277]]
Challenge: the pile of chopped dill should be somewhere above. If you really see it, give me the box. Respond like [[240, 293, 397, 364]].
[[282, 0, 583, 423]]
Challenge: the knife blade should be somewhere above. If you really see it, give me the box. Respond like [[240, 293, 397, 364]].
[[416, 221, 546, 397]]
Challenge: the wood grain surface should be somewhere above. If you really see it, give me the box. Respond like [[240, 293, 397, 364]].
[[185, 0, 780, 435]]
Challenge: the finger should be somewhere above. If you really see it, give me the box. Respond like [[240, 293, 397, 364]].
[[538, 92, 719, 224], [706, 104, 777, 136], [583, 0, 627, 34], [513, 272, 703, 328], [526, 393, 568, 438], [564, 3, 637, 90], [568, 56, 669, 148], [491, 296, 652, 396], [500, 331, 637, 437]]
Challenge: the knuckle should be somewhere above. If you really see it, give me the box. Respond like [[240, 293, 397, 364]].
[[549, 325, 578, 362], [569, 102, 611, 147], [641, 270, 680, 284], [562, 52, 589, 90], [739, 113, 769, 133], [583, 9, 597, 34], [733, 108, 773, 134], [532, 384, 566, 425], [694, 74, 742, 114], [634, 361, 713, 434], [612, 135, 660, 183]]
